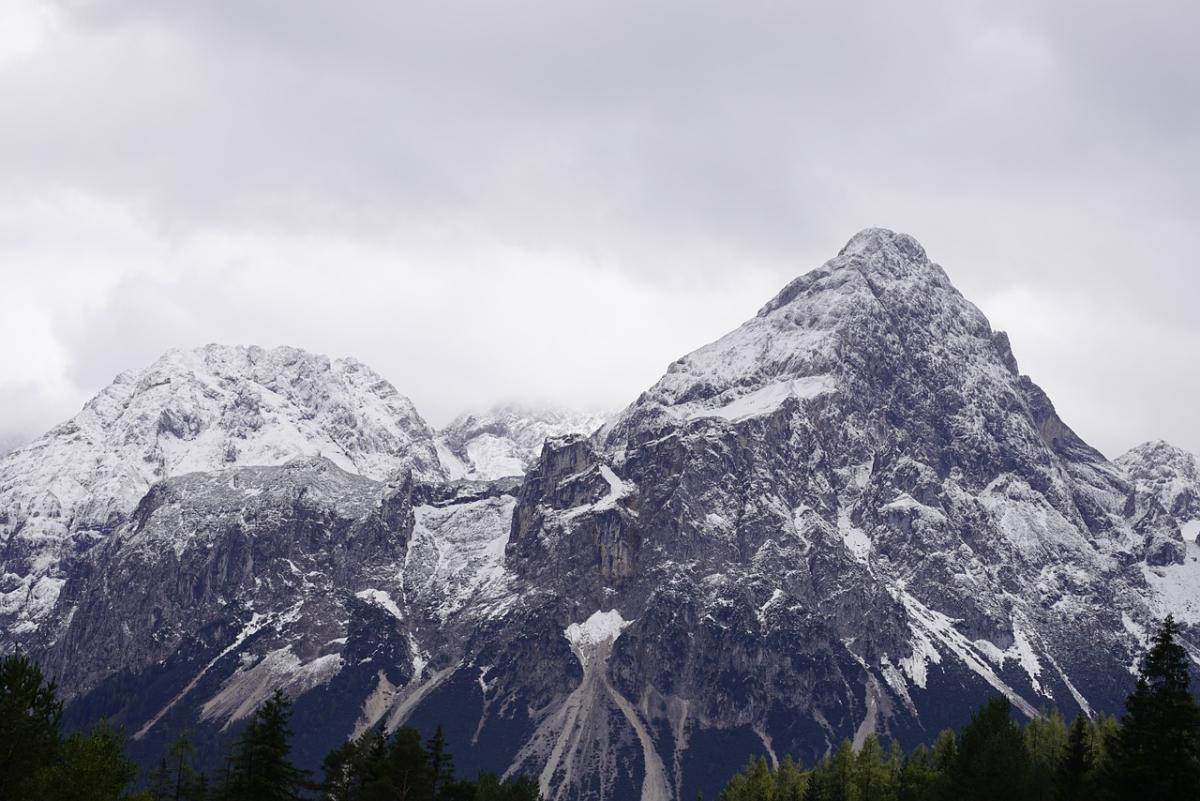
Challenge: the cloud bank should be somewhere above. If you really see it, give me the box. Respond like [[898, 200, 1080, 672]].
[[1, 0, 1197, 457]]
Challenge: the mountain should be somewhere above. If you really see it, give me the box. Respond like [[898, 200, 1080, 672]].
[[1117, 440, 1200, 627], [0, 344, 443, 642], [1118, 440, 1200, 540], [13, 230, 1200, 801], [436, 405, 608, 480]]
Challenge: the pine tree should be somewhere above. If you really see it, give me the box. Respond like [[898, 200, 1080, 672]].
[[148, 758, 173, 801], [29, 721, 142, 801], [1024, 709, 1067, 801], [1055, 714, 1092, 801], [854, 736, 893, 801], [945, 696, 1031, 801], [426, 724, 455, 800], [829, 741, 860, 801], [1106, 615, 1200, 800], [896, 744, 938, 801], [0, 652, 64, 801], [221, 689, 309, 801], [384, 727, 433, 801], [776, 755, 809, 801], [164, 730, 200, 801]]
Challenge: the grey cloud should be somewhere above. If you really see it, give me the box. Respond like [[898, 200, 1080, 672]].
[[0, 0, 1197, 456]]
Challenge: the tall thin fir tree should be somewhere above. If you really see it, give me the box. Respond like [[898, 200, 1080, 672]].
[[220, 689, 309, 801], [1106, 615, 1200, 801]]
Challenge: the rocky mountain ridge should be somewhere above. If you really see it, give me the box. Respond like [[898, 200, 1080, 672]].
[[0, 344, 443, 641], [3, 229, 1198, 801]]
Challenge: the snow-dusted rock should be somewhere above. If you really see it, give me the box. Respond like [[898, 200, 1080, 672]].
[[436, 404, 607, 480], [0, 344, 443, 640]]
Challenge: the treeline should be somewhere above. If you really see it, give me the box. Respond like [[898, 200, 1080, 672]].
[[4, 616, 1198, 801], [719, 616, 1200, 801], [0, 658, 539, 801]]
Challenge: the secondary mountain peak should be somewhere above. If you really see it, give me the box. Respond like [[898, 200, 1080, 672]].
[[0, 343, 442, 641]]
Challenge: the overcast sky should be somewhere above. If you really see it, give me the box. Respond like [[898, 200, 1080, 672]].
[[1, 0, 1197, 458]]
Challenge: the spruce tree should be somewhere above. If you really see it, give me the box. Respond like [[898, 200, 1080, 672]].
[[896, 744, 938, 801], [945, 696, 1031, 801], [1106, 615, 1200, 800], [1056, 714, 1093, 801], [164, 730, 200, 801], [426, 725, 454, 800], [829, 741, 860, 801], [29, 721, 141, 801], [854, 736, 893, 801], [0, 652, 63, 801], [776, 755, 809, 801], [221, 689, 308, 801], [1024, 709, 1067, 801]]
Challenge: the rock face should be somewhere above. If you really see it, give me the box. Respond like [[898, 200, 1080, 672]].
[[436, 405, 607, 480], [11, 230, 1200, 801], [0, 344, 443, 641], [1116, 440, 1200, 624]]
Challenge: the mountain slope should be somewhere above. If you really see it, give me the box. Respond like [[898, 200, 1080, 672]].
[[0, 344, 443, 640], [21, 230, 1200, 801], [436, 405, 607, 480]]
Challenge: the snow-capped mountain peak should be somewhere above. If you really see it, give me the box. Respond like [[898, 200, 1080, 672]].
[[0, 344, 443, 639]]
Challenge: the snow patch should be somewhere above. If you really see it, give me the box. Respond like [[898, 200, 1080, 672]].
[[1143, 541, 1200, 624], [682, 375, 836, 422], [839, 509, 872, 566], [564, 609, 631, 651], [356, 588, 402, 620]]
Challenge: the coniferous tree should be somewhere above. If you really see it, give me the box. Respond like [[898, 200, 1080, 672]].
[[1024, 709, 1067, 801], [0, 652, 64, 801], [896, 745, 937, 801], [220, 689, 308, 801], [163, 730, 202, 801], [1055, 714, 1093, 801], [829, 741, 859, 801], [147, 759, 173, 801], [29, 721, 144, 801], [945, 696, 1031, 801], [1106, 615, 1200, 800], [386, 726, 433, 800], [854, 736, 893, 801], [426, 725, 455, 800], [776, 755, 809, 801]]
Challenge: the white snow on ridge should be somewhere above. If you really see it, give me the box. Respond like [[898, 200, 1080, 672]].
[[1182, 520, 1200, 543], [436, 405, 608, 481], [434, 440, 470, 481], [972, 621, 1045, 694]]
